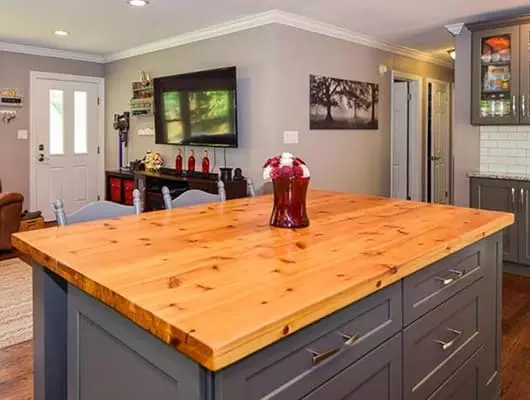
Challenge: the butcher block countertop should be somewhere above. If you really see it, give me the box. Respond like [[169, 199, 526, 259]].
[[12, 190, 513, 371]]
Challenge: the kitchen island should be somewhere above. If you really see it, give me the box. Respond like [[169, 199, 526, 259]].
[[12, 190, 513, 400]]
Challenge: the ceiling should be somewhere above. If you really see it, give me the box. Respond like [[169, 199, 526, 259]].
[[2, 0, 530, 60]]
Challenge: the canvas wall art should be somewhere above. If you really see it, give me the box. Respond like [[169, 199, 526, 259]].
[[310, 74, 379, 130]]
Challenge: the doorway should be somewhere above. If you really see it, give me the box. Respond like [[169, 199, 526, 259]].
[[426, 79, 451, 204], [29, 72, 104, 221], [390, 72, 422, 201]]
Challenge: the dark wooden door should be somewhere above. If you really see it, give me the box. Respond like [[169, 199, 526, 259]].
[[470, 178, 518, 263], [472, 26, 520, 125]]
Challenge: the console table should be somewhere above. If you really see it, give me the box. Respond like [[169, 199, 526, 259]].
[[105, 170, 247, 211]]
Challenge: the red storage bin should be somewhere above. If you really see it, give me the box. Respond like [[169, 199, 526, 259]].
[[109, 178, 122, 203], [124, 179, 135, 206]]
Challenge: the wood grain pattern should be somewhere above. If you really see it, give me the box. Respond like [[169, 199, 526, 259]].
[[11, 191, 514, 371]]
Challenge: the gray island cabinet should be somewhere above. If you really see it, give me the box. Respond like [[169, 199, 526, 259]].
[[13, 191, 512, 400]]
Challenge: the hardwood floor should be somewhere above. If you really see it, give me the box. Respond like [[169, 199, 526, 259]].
[[501, 273, 530, 400], [0, 341, 32, 400], [0, 272, 529, 399]]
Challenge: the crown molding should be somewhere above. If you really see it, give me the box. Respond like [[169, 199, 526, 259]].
[[271, 11, 453, 68], [105, 10, 279, 62], [105, 9, 453, 68], [0, 10, 453, 68], [0, 41, 105, 63]]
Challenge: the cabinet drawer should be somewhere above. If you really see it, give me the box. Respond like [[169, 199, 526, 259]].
[[426, 347, 482, 400], [403, 278, 486, 400], [403, 241, 486, 324], [302, 333, 402, 400], [218, 282, 402, 400]]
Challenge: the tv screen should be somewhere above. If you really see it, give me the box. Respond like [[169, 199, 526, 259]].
[[154, 67, 238, 148]]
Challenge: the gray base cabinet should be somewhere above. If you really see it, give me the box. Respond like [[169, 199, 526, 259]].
[[470, 176, 529, 265], [33, 233, 502, 400]]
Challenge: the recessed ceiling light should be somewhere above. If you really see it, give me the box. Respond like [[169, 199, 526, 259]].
[[128, 0, 149, 6], [54, 30, 69, 36]]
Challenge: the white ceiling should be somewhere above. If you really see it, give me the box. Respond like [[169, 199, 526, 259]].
[[1, 0, 530, 58]]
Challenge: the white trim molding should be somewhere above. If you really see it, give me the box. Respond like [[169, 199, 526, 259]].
[[106, 10, 453, 68], [1, 10, 453, 68], [0, 41, 105, 63]]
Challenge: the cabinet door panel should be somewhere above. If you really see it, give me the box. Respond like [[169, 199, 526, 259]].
[[470, 178, 518, 263], [302, 334, 401, 400], [472, 26, 520, 125], [520, 24, 530, 124], [518, 181, 530, 265]]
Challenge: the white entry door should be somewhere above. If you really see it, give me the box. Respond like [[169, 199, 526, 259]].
[[391, 81, 409, 200], [429, 80, 451, 204], [31, 74, 102, 221]]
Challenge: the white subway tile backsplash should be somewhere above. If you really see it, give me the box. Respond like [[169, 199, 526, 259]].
[[482, 140, 498, 148], [481, 126, 499, 132], [480, 126, 530, 173]]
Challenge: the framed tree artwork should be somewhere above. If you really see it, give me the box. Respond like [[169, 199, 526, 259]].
[[310, 74, 379, 130]]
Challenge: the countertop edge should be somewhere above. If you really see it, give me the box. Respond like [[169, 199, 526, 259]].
[[11, 212, 513, 371]]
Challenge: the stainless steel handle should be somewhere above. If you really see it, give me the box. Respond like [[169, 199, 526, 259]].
[[434, 328, 463, 351], [522, 188, 525, 211], [337, 331, 360, 346], [513, 96, 517, 116], [307, 347, 341, 365], [512, 187, 516, 210], [435, 269, 464, 286], [523, 95, 527, 117]]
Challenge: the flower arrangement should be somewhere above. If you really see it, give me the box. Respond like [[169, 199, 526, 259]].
[[143, 151, 164, 171], [263, 152, 310, 180], [263, 152, 310, 228]]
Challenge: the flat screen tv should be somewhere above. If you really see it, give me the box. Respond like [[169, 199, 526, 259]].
[[154, 67, 238, 148]]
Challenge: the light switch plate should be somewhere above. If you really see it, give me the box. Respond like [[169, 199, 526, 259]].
[[17, 129, 28, 140], [283, 130, 299, 144]]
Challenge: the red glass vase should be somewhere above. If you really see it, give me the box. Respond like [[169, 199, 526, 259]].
[[270, 177, 310, 228]]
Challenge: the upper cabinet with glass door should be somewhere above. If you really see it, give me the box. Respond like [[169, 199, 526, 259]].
[[472, 26, 520, 125]]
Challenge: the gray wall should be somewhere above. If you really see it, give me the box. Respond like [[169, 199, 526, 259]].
[[274, 26, 453, 195], [453, 30, 479, 206], [0, 51, 104, 208], [104, 25, 279, 188], [105, 24, 453, 196]]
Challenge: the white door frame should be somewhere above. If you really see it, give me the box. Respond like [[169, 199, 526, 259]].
[[29, 71, 105, 212], [390, 70, 423, 201], [425, 77, 452, 204]]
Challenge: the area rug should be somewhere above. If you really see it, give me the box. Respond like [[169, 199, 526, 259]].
[[0, 258, 32, 349]]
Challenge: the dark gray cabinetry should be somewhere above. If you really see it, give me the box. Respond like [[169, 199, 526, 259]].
[[302, 334, 402, 400], [35, 234, 501, 400], [470, 177, 516, 263], [469, 15, 530, 125], [517, 180, 530, 264], [471, 25, 520, 125]]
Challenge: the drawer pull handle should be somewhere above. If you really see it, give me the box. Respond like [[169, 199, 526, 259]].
[[434, 328, 462, 351], [307, 347, 341, 366], [337, 331, 360, 345], [435, 269, 464, 286]]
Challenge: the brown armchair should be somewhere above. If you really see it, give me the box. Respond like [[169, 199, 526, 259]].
[[0, 191, 24, 251]]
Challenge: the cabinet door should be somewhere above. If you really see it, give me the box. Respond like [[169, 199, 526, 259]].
[[520, 24, 530, 124], [302, 334, 401, 400], [518, 181, 530, 265], [472, 26, 520, 125], [470, 178, 518, 263]]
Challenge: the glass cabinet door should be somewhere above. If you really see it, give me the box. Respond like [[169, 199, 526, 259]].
[[472, 26, 520, 125], [520, 24, 530, 124]]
